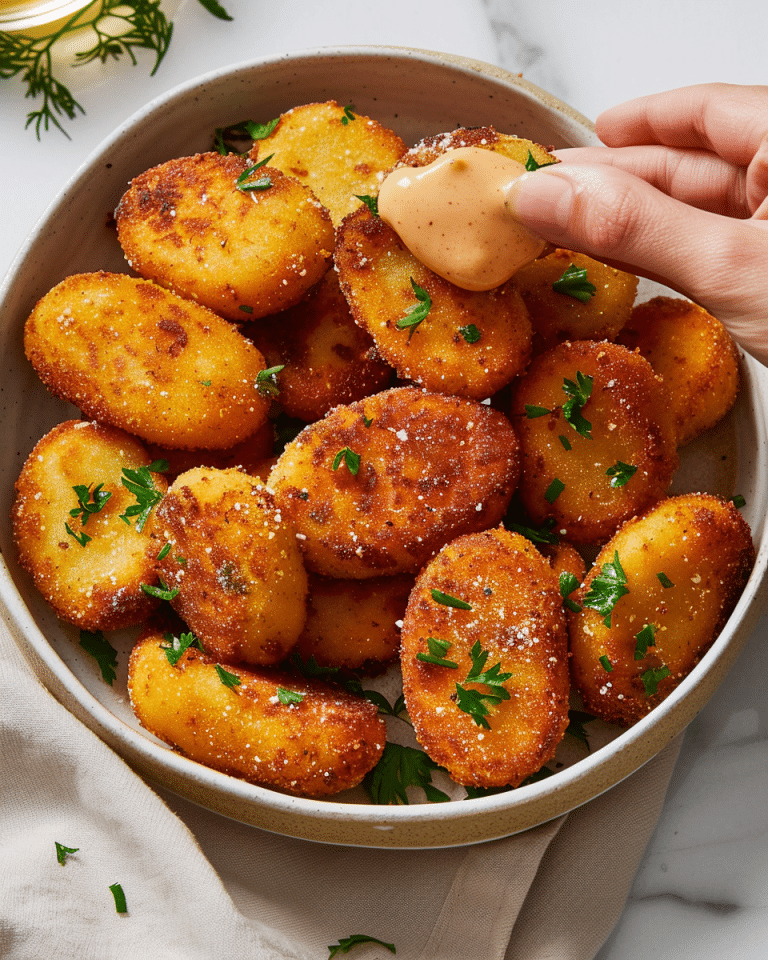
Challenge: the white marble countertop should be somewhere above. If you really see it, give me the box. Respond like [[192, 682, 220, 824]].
[[2, 1, 767, 956]]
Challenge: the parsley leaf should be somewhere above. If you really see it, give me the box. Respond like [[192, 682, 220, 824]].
[[395, 278, 431, 338], [657, 572, 675, 589], [455, 641, 512, 729], [559, 571, 582, 612], [582, 551, 629, 626], [430, 589, 472, 610], [343, 681, 408, 719], [65, 522, 91, 547], [119, 461, 167, 532], [552, 263, 597, 303], [459, 323, 481, 343], [607, 461, 637, 487], [599, 654, 613, 672], [732, 494, 746, 509], [196, 0, 232, 20], [525, 150, 557, 172], [354, 194, 379, 216], [332, 446, 361, 475], [328, 934, 396, 957], [364, 742, 449, 805], [214, 117, 279, 153], [289, 651, 340, 680], [109, 882, 127, 914], [416, 636, 459, 669], [545, 477, 565, 504], [141, 578, 179, 601], [524, 404, 552, 419], [215, 664, 241, 690], [162, 630, 202, 667], [235, 154, 274, 192], [566, 709, 595, 751], [276, 687, 304, 705], [507, 516, 559, 545], [641, 664, 670, 696], [559, 434, 572, 450], [79, 629, 118, 685], [55, 842, 79, 865], [634, 623, 657, 660], [255, 364, 285, 397], [562, 372, 594, 438], [340, 104, 356, 125], [69, 482, 112, 526]]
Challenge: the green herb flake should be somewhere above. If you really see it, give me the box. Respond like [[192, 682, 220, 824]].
[[235, 153, 274, 192], [332, 446, 361, 475], [455, 641, 513, 729], [196, 0, 232, 21], [157, 542, 172, 561], [354, 194, 379, 216], [276, 687, 304, 705], [256, 364, 285, 397], [607, 461, 638, 488], [119, 462, 167, 532], [55, 842, 79, 865], [562, 371, 594, 438], [552, 263, 597, 303], [544, 477, 565, 504], [328, 934, 396, 957], [559, 434, 572, 451], [732, 494, 747, 509], [65, 522, 91, 547], [657, 572, 675, 589], [289, 651, 340, 680], [340, 104, 356, 125], [582, 550, 629, 626], [559, 571, 582, 612], [566, 709, 595, 751], [215, 664, 242, 690], [525, 150, 557, 172], [363, 741, 448, 805], [69, 482, 112, 526], [162, 630, 202, 667], [416, 636, 459, 669], [430, 589, 472, 610], [507, 516, 558, 545], [395, 278, 431, 338], [214, 116, 279, 153], [109, 882, 127, 914], [79, 630, 118, 685], [346, 685, 408, 719], [459, 323, 481, 344], [238, 304, 254, 315], [641, 664, 671, 697], [141, 578, 179, 602], [634, 623, 657, 660], [525, 404, 552, 419], [599, 654, 613, 672], [363, 415, 374, 428]]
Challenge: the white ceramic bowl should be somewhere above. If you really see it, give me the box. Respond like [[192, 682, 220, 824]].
[[3, 47, 768, 848]]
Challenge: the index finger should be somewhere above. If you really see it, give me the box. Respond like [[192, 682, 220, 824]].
[[596, 83, 768, 167]]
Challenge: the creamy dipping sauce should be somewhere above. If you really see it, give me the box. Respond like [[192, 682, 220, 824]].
[[377, 146, 546, 292]]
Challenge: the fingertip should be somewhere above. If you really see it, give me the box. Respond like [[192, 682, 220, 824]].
[[504, 168, 577, 246]]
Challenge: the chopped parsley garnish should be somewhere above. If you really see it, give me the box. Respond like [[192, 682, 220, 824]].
[[544, 477, 565, 504], [196, 0, 232, 21], [455, 641, 513, 730], [363, 415, 374, 428], [256, 364, 285, 397], [524, 404, 552, 419], [69, 482, 112, 526], [109, 882, 127, 914], [235, 154, 274, 192], [345, 685, 408, 719], [641, 664, 670, 696], [141, 578, 179, 602], [582, 551, 629, 626], [525, 150, 557, 172], [507, 516, 558, 545], [559, 571, 582, 612], [552, 263, 597, 303], [607, 461, 637, 487], [214, 116, 279, 153], [430, 589, 472, 610], [459, 323, 481, 344], [65, 523, 91, 547], [559, 434, 572, 450], [276, 687, 304, 705], [732, 494, 746, 509], [162, 631, 202, 667], [634, 623, 657, 660], [395, 278, 431, 339], [157, 542, 172, 561], [599, 654, 613, 672], [416, 636, 459, 669], [562, 372, 594, 438], [328, 934, 396, 957], [364, 742, 449, 805], [657, 572, 675, 589], [215, 664, 241, 690], [238, 304, 254, 315], [354, 194, 379, 216], [332, 446, 361, 475], [55, 842, 79, 865], [289, 651, 340, 680], [566, 709, 595, 751], [79, 630, 118, 685], [119, 460, 167, 532], [340, 104, 356, 125]]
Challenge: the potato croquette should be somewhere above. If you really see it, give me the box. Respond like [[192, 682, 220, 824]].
[[398, 127, 557, 171], [128, 626, 386, 797], [249, 100, 406, 226], [115, 152, 334, 320], [154, 467, 308, 666], [618, 296, 740, 446], [294, 573, 413, 671], [400, 526, 569, 788], [569, 493, 755, 726], [24, 272, 270, 450], [511, 340, 679, 545], [144, 418, 275, 482], [335, 206, 532, 400], [12, 420, 166, 631], [513, 249, 638, 354], [269, 387, 521, 578], [242, 269, 392, 422]]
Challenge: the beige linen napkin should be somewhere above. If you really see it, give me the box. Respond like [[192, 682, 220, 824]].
[[0, 607, 681, 960]]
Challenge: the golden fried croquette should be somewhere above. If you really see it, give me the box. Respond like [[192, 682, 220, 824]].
[[153, 467, 308, 666], [293, 572, 413, 671], [335, 206, 532, 400], [510, 340, 678, 545], [144, 418, 276, 482], [115, 152, 334, 320], [400, 526, 569, 788], [513, 249, 638, 353], [249, 100, 406, 226], [569, 493, 755, 726], [618, 296, 740, 446], [269, 386, 521, 579], [241, 269, 392, 422], [539, 540, 586, 587], [12, 420, 166, 631], [128, 625, 386, 797], [398, 127, 557, 170], [24, 272, 271, 450]]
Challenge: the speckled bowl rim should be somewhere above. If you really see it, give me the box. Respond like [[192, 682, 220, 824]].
[[3, 45, 768, 849]]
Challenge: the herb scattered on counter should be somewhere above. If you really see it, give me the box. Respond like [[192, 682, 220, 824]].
[[215, 663, 241, 690], [162, 630, 202, 667], [328, 934, 396, 957], [607, 461, 637, 488], [1, 0, 231, 139], [559, 571, 582, 613], [340, 104, 356, 125], [641, 664, 670, 697], [416, 636, 459, 669], [562, 371, 594, 438], [657, 572, 674, 589], [634, 623, 657, 661], [119, 461, 167, 532], [430, 588, 472, 610], [109, 882, 127, 914], [544, 477, 565, 504], [395, 278, 431, 339], [363, 741, 449, 805], [552, 263, 597, 303], [55, 842, 79, 865], [354, 194, 379, 216], [332, 446, 361, 476], [582, 551, 628, 626], [79, 629, 118, 685], [255, 364, 285, 397], [459, 323, 481, 344]]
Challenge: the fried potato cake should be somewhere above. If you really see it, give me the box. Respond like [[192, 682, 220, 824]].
[[510, 340, 678, 545], [293, 572, 413, 671], [128, 625, 386, 797], [115, 152, 334, 321], [618, 296, 740, 446], [269, 386, 521, 578], [398, 127, 556, 170], [24, 272, 271, 450], [569, 493, 755, 726], [249, 100, 406, 226], [154, 467, 308, 666], [513, 249, 638, 354], [335, 206, 532, 400], [242, 269, 392, 422], [400, 526, 570, 788], [12, 420, 166, 631]]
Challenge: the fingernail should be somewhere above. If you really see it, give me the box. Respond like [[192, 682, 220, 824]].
[[505, 169, 575, 234]]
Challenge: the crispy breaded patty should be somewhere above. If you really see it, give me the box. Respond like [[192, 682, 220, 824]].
[[398, 127, 556, 170], [153, 467, 308, 666], [24, 272, 271, 450], [249, 100, 406, 226], [510, 340, 679, 545], [269, 386, 521, 578], [12, 420, 166, 630], [335, 206, 532, 400], [400, 526, 569, 788], [128, 625, 386, 797], [569, 493, 755, 726]]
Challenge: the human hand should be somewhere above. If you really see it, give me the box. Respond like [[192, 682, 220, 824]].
[[506, 83, 768, 364]]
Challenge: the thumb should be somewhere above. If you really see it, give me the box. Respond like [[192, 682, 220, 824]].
[[506, 163, 768, 362]]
